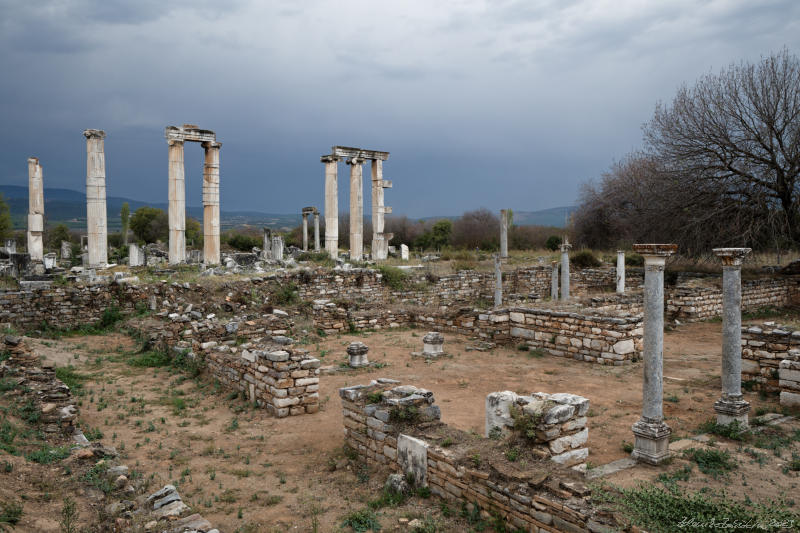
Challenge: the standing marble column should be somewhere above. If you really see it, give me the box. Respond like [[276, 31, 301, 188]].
[[631, 243, 677, 465], [371, 159, 392, 260], [302, 211, 309, 251], [322, 156, 338, 258], [551, 261, 559, 300], [202, 141, 221, 265], [348, 157, 364, 260], [313, 209, 320, 252], [499, 209, 509, 258], [713, 247, 752, 427], [262, 228, 272, 260], [560, 241, 572, 301], [26, 157, 44, 262], [84, 130, 108, 267], [494, 254, 502, 307], [168, 139, 186, 264], [616, 250, 626, 294]]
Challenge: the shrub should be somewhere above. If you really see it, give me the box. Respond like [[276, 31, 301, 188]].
[[271, 282, 298, 306], [0, 500, 22, 527], [625, 252, 644, 266], [128, 350, 171, 367], [570, 250, 601, 268], [341, 508, 381, 532], [377, 265, 407, 291], [26, 445, 70, 464], [545, 235, 561, 251], [226, 233, 261, 251]]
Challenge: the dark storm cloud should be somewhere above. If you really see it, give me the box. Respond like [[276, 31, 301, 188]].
[[0, 0, 798, 218]]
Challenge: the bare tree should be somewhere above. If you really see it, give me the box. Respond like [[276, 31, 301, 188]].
[[644, 48, 800, 246]]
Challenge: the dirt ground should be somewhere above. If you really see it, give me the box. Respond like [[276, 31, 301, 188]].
[[5, 320, 796, 532]]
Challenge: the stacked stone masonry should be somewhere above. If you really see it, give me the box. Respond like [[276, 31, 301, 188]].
[[339, 380, 619, 533], [741, 322, 800, 403]]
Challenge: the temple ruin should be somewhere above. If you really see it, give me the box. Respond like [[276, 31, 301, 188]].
[[165, 124, 221, 265]]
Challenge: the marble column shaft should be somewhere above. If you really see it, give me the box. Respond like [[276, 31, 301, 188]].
[[500, 209, 509, 258], [168, 139, 186, 264], [202, 142, 221, 265], [84, 130, 108, 267], [348, 157, 364, 260], [302, 213, 309, 251], [494, 255, 502, 307], [313, 212, 320, 252], [550, 261, 559, 300], [616, 250, 626, 294], [27, 157, 44, 262], [560, 243, 572, 300], [322, 156, 338, 258], [371, 159, 391, 260]]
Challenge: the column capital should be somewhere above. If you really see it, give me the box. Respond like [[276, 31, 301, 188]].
[[202, 141, 222, 149], [83, 129, 106, 139], [168, 138, 185, 147], [320, 155, 339, 163], [712, 247, 751, 266], [559, 243, 572, 253], [346, 157, 365, 165], [632, 243, 677, 258]]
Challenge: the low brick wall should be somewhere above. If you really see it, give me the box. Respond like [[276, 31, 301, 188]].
[[203, 342, 320, 417], [741, 322, 800, 392], [339, 379, 618, 532]]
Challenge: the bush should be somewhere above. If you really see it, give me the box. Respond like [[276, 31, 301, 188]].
[[570, 250, 601, 268], [625, 252, 644, 266], [226, 233, 261, 252], [545, 235, 561, 251], [271, 283, 298, 306], [377, 265, 407, 291]]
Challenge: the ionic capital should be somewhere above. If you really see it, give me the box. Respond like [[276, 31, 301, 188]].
[[346, 157, 365, 165], [83, 129, 106, 139]]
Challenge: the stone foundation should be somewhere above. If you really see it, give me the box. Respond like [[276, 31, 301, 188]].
[[741, 322, 800, 392]]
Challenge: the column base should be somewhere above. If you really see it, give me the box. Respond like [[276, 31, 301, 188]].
[[714, 396, 750, 428], [631, 418, 672, 465]]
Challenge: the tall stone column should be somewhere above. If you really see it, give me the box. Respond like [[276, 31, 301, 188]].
[[631, 243, 677, 465], [313, 209, 320, 252], [348, 157, 364, 260], [713, 247, 752, 427], [168, 139, 186, 264], [302, 211, 309, 251], [202, 141, 221, 265], [262, 228, 272, 260], [560, 242, 572, 300], [322, 156, 338, 258], [500, 209, 509, 258], [84, 130, 108, 267], [551, 261, 559, 300], [26, 157, 44, 262], [616, 250, 626, 294], [494, 254, 502, 307], [371, 159, 393, 260]]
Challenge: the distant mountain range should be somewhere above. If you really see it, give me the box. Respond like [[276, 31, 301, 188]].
[[0, 185, 576, 231]]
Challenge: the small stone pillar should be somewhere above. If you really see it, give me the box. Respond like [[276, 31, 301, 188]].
[[713, 247, 752, 427], [271, 236, 284, 261], [560, 242, 572, 301], [500, 209, 509, 258], [60, 241, 71, 259], [129, 243, 144, 267], [322, 156, 339, 258], [27, 157, 44, 262], [202, 141, 221, 265], [494, 254, 502, 307], [262, 228, 272, 260], [347, 341, 369, 368], [421, 332, 445, 358], [313, 208, 320, 252], [400, 244, 409, 261], [631, 243, 677, 465], [348, 157, 364, 260], [616, 250, 626, 294], [5, 240, 16, 254], [84, 129, 108, 267], [550, 261, 559, 300], [43, 253, 57, 270], [168, 138, 186, 264]]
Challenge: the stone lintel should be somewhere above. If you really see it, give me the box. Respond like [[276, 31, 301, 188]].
[[165, 125, 216, 144], [712, 247, 752, 266], [632, 244, 678, 257], [302, 207, 315, 215], [331, 145, 389, 161], [83, 129, 106, 139]]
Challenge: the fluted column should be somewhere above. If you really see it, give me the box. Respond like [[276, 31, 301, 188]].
[[313, 209, 320, 252], [560, 242, 572, 300], [168, 139, 186, 264], [27, 157, 44, 262], [301, 211, 309, 251], [713, 247, 752, 427], [371, 159, 393, 260], [202, 141, 221, 265], [616, 250, 626, 294], [631, 243, 677, 465], [84, 129, 108, 267], [500, 209, 509, 258], [322, 156, 338, 258], [348, 157, 364, 260]]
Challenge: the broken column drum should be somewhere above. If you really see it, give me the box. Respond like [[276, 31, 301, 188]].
[[560, 242, 572, 300], [347, 341, 369, 368], [26, 157, 44, 262], [616, 250, 625, 294], [550, 261, 559, 300], [165, 125, 221, 265], [422, 332, 445, 358], [60, 241, 71, 260], [84, 130, 108, 267], [713, 247, 752, 427], [500, 209, 509, 258], [271, 236, 284, 261], [321, 147, 390, 259], [631, 243, 677, 465]]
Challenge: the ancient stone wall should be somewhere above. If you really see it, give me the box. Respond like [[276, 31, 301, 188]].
[[339, 379, 617, 533], [741, 322, 800, 393]]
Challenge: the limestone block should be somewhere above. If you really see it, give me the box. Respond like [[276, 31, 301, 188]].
[[612, 339, 635, 355], [549, 428, 588, 454], [398, 434, 429, 486], [485, 390, 518, 437], [550, 447, 588, 466]]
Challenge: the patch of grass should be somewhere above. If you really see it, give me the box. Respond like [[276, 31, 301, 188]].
[[55, 366, 87, 396], [376, 265, 408, 291], [26, 445, 71, 464], [341, 508, 381, 532], [82, 426, 103, 441], [368, 487, 407, 510], [271, 282, 299, 306], [82, 462, 113, 494], [683, 448, 737, 478], [389, 405, 419, 423], [697, 419, 747, 441], [0, 500, 23, 527], [366, 391, 384, 404], [128, 350, 171, 368], [656, 464, 692, 485]]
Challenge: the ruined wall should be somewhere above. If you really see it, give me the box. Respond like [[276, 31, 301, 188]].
[[778, 353, 800, 408], [741, 322, 800, 393], [339, 379, 617, 533]]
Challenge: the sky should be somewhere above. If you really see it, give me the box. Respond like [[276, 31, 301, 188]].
[[0, 0, 798, 217]]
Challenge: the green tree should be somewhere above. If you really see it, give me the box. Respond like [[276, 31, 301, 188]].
[[120, 202, 130, 246], [185, 217, 203, 247], [48, 223, 71, 249], [0, 194, 12, 242], [130, 207, 169, 244], [431, 219, 453, 249], [545, 235, 561, 251]]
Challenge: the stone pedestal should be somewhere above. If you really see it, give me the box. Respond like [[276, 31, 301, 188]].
[[27, 157, 44, 262], [43, 253, 57, 270], [322, 156, 339, 258], [202, 141, 221, 265], [84, 130, 108, 268], [630, 243, 677, 465], [616, 250, 625, 294], [348, 157, 364, 260], [500, 209, 509, 258], [494, 254, 502, 307], [400, 244, 409, 261], [414, 332, 445, 358], [560, 242, 572, 301], [347, 341, 369, 368], [129, 243, 144, 267], [713, 247, 752, 427], [550, 261, 559, 300]]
